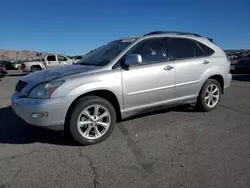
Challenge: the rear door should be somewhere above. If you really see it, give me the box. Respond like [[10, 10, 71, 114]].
[[169, 37, 212, 99], [45, 55, 57, 68]]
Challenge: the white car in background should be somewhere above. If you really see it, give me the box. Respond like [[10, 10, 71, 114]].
[[21, 54, 73, 73]]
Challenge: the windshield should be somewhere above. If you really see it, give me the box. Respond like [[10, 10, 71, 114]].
[[75, 39, 135, 66]]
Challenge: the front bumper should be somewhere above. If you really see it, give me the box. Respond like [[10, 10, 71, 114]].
[[11, 94, 75, 130]]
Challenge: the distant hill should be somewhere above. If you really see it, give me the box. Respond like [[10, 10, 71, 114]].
[[0, 50, 51, 62]]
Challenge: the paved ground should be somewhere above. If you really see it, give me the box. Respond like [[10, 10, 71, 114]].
[[0, 70, 250, 188]]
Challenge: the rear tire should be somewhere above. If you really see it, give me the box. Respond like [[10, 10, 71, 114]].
[[69, 96, 116, 145], [196, 79, 222, 112]]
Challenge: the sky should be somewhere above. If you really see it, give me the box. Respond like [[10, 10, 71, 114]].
[[0, 0, 249, 55]]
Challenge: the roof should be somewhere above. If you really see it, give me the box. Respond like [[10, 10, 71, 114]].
[[119, 31, 213, 42]]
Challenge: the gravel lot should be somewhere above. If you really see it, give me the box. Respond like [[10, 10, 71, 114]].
[[0, 70, 250, 188]]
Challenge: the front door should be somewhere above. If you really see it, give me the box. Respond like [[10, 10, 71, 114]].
[[121, 38, 175, 112]]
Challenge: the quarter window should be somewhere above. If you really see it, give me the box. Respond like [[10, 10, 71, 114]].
[[194, 42, 206, 57], [128, 38, 168, 64], [197, 42, 215, 56]]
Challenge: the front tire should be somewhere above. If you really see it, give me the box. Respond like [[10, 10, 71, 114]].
[[69, 96, 116, 145], [197, 79, 222, 112]]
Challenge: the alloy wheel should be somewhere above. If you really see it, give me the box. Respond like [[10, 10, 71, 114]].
[[77, 105, 111, 139], [204, 84, 220, 108]]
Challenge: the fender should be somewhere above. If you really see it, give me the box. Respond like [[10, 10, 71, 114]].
[[197, 65, 225, 94], [60, 70, 124, 110]]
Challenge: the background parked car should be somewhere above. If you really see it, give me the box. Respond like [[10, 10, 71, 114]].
[[21, 54, 73, 73], [0, 61, 12, 70], [235, 57, 250, 73], [8, 61, 22, 70], [0, 62, 8, 78]]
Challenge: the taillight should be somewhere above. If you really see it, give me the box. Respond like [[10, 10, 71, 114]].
[[0, 66, 5, 70], [21, 63, 25, 69]]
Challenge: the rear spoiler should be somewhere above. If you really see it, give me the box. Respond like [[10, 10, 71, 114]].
[[207, 38, 214, 43]]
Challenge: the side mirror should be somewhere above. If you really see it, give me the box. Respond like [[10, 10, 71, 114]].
[[124, 54, 142, 66]]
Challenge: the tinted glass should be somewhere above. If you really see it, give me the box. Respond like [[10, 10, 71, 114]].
[[197, 42, 215, 56], [170, 38, 195, 59], [194, 42, 206, 57], [58, 55, 67, 61], [47, 55, 56, 61], [128, 38, 167, 64]]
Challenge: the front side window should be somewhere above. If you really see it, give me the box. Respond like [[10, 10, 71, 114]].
[[47, 55, 56, 61], [57, 55, 67, 61], [127, 38, 167, 64]]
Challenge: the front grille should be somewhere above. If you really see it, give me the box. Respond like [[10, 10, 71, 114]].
[[15, 80, 28, 92]]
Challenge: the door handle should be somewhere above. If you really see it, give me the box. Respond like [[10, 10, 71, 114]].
[[203, 60, 210, 65], [164, 65, 174, 71]]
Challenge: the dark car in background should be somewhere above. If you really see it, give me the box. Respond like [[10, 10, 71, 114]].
[[0, 62, 8, 78], [0, 61, 12, 70], [235, 56, 250, 73], [8, 61, 22, 70]]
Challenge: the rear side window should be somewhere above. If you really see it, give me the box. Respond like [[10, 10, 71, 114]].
[[128, 38, 168, 64], [47, 55, 56, 61], [170, 38, 214, 59], [170, 38, 195, 59]]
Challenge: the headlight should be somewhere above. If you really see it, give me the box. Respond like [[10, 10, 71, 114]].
[[28, 80, 64, 98]]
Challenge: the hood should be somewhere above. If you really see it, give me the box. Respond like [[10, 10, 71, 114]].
[[22, 64, 100, 83], [18, 65, 101, 96]]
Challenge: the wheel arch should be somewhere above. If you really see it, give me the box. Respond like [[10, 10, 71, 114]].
[[65, 89, 122, 130], [207, 75, 224, 93], [199, 73, 224, 95], [31, 64, 42, 70]]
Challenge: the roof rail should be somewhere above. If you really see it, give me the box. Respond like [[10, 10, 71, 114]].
[[144, 31, 202, 37]]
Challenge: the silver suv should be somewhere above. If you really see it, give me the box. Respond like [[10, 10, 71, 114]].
[[11, 31, 232, 145]]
